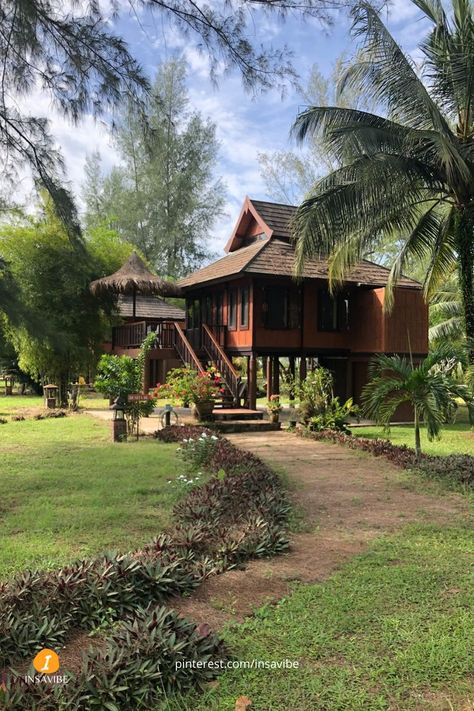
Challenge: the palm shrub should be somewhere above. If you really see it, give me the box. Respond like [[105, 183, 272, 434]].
[[361, 348, 470, 457], [292, 0, 474, 355], [298, 367, 358, 431]]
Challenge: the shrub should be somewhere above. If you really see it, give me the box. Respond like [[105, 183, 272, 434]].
[[301, 429, 474, 489], [177, 431, 220, 472], [1, 605, 226, 710], [154, 425, 214, 443], [297, 368, 358, 431]]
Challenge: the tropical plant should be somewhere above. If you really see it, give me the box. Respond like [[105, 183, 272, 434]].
[[361, 348, 471, 458], [292, 0, 474, 357], [297, 367, 358, 431], [429, 278, 464, 344], [94, 332, 156, 434], [155, 367, 223, 404]]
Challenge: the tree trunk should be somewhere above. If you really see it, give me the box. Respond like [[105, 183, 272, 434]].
[[414, 406, 421, 460], [457, 209, 474, 358]]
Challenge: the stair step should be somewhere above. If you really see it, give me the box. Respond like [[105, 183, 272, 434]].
[[209, 420, 281, 433], [212, 408, 263, 421]]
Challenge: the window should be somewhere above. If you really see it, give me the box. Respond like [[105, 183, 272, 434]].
[[264, 287, 288, 329], [240, 287, 249, 328], [228, 289, 237, 329], [318, 289, 350, 331], [203, 295, 212, 325], [214, 292, 223, 326]]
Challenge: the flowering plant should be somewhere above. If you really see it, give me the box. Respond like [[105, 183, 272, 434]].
[[155, 367, 223, 405], [266, 395, 282, 414]]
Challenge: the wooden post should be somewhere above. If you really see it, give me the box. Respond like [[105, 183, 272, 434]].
[[248, 354, 257, 410], [289, 356, 296, 404], [266, 357, 273, 401], [300, 357, 307, 383], [272, 356, 280, 395]]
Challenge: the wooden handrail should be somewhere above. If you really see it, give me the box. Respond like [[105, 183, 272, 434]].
[[173, 322, 205, 373], [202, 324, 238, 377], [202, 324, 240, 402]]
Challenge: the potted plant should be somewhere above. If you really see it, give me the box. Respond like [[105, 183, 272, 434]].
[[155, 367, 223, 422], [266, 395, 282, 423]]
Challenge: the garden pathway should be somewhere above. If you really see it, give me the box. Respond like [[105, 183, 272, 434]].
[[171, 431, 471, 628]]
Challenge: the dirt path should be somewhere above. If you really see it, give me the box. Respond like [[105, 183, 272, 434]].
[[171, 431, 471, 628]]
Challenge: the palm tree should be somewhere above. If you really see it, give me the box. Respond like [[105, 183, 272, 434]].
[[292, 0, 474, 356], [429, 279, 464, 343], [361, 348, 470, 458]]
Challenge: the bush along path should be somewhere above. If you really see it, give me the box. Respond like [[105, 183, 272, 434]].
[[301, 429, 474, 490], [0, 428, 289, 710]]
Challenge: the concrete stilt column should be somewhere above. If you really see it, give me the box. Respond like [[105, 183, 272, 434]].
[[272, 356, 280, 396], [248, 354, 257, 410], [266, 357, 273, 400], [289, 356, 296, 404]]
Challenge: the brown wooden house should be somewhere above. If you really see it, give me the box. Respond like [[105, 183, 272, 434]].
[[177, 197, 428, 409], [106, 197, 428, 411]]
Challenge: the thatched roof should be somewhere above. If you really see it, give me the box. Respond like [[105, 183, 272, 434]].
[[90, 252, 182, 298]]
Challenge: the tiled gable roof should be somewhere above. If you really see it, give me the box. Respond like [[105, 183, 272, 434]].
[[178, 198, 422, 290], [249, 200, 297, 239], [117, 294, 185, 320]]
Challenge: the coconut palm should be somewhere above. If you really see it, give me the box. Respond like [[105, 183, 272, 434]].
[[292, 0, 474, 356], [361, 348, 470, 457], [429, 279, 464, 343]]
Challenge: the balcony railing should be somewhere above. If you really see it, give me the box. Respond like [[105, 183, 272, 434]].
[[112, 320, 179, 349]]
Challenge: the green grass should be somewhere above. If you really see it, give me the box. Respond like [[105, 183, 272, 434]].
[[352, 407, 474, 456], [0, 414, 182, 578], [168, 523, 474, 711]]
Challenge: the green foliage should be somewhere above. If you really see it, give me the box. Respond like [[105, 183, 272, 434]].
[[297, 368, 358, 431], [292, 0, 474, 347], [83, 60, 225, 277], [362, 348, 471, 456], [156, 366, 222, 405], [0, 197, 118, 402], [94, 333, 157, 433]]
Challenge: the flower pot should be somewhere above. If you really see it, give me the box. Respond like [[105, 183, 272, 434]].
[[193, 400, 214, 421], [269, 412, 279, 423]]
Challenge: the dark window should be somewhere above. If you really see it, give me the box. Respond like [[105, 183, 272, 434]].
[[318, 289, 350, 331], [240, 287, 249, 328], [265, 287, 288, 329], [204, 295, 212, 324], [228, 289, 237, 329], [215, 292, 223, 325]]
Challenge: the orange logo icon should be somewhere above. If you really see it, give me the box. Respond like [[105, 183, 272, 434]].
[[33, 649, 60, 675]]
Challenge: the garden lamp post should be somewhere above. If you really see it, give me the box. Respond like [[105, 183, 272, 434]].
[[4, 374, 14, 396], [110, 397, 127, 442], [43, 384, 58, 409]]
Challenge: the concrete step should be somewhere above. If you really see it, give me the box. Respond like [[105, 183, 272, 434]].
[[209, 420, 281, 433], [212, 408, 263, 421]]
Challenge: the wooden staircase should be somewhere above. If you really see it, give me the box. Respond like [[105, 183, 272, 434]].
[[172, 322, 241, 407]]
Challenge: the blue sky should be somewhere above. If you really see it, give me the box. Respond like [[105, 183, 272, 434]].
[[25, 0, 430, 254]]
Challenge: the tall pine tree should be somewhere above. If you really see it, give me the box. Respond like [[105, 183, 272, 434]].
[[83, 60, 225, 278]]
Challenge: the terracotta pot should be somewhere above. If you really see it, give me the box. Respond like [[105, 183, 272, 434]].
[[268, 412, 279, 423], [193, 400, 214, 421]]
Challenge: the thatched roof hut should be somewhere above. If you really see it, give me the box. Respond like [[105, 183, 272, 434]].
[[90, 252, 182, 318]]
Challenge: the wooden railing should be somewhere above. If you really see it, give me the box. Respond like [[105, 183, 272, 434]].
[[173, 322, 205, 373], [202, 324, 240, 402], [112, 321, 147, 348], [155, 321, 176, 349]]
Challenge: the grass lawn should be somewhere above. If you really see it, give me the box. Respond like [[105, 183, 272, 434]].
[[351, 405, 474, 456], [0, 414, 182, 578], [170, 523, 474, 711]]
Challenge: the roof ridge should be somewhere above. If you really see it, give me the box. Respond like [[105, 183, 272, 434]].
[[250, 198, 297, 209]]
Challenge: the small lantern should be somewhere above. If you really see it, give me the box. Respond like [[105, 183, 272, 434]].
[[110, 397, 127, 442], [4, 374, 14, 396], [43, 384, 59, 409]]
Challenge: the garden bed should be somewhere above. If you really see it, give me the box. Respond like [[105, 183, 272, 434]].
[[0, 426, 290, 709]]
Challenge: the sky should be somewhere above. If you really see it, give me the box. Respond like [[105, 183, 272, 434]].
[[14, 0, 430, 255]]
